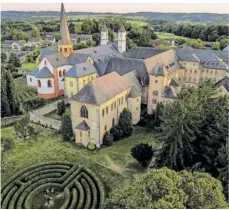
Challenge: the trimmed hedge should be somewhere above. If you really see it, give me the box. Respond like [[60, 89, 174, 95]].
[[1, 162, 104, 209]]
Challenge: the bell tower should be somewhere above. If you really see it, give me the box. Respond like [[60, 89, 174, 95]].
[[100, 24, 108, 46], [58, 3, 73, 57], [118, 24, 126, 53]]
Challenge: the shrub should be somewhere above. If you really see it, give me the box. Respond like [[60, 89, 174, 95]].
[[87, 142, 96, 151], [57, 100, 65, 116], [131, 143, 153, 167], [103, 131, 114, 146], [110, 125, 123, 141], [118, 108, 133, 137], [60, 114, 73, 141]]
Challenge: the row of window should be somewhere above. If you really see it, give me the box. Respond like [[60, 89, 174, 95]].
[[37, 80, 52, 88], [59, 70, 66, 77]]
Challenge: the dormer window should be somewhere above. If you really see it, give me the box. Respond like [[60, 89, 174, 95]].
[[44, 60, 47, 65]]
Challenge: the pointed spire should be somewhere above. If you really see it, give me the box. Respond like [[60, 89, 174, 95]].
[[118, 24, 126, 33], [59, 3, 72, 45], [101, 23, 108, 32]]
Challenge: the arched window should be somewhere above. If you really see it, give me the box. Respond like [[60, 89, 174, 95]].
[[30, 77, 32, 82], [63, 69, 66, 75], [59, 71, 62, 77], [104, 125, 107, 132], [47, 80, 52, 87], [37, 80, 41, 87], [80, 105, 88, 118], [112, 118, 115, 127]]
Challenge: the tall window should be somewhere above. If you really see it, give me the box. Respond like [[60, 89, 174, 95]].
[[37, 80, 41, 87], [59, 71, 62, 77], [47, 80, 52, 87], [106, 107, 108, 115], [80, 105, 88, 118], [112, 118, 115, 127], [104, 125, 107, 132], [63, 69, 66, 75]]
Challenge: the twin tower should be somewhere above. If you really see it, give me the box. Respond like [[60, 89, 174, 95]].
[[100, 24, 126, 53]]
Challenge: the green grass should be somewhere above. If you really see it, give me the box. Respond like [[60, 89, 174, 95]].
[[157, 34, 188, 40], [14, 76, 37, 102], [44, 105, 71, 120], [19, 62, 37, 72], [1, 125, 158, 195], [126, 20, 149, 27]]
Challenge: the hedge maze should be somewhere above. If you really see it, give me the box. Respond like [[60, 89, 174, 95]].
[[1, 162, 105, 209]]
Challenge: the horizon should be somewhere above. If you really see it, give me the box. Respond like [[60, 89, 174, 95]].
[[1, 3, 229, 14]]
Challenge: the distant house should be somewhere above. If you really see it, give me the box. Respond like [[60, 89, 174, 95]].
[[223, 45, 229, 51], [2, 40, 26, 51], [44, 32, 56, 46], [70, 34, 93, 44], [26, 36, 43, 47]]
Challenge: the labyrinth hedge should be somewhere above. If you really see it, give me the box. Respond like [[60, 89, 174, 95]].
[[1, 162, 105, 209]]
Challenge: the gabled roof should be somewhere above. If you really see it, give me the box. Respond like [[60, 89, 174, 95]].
[[27, 69, 39, 76], [170, 78, 180, 87], [59, 3, 72, 45], [105, 57, 149, 86], [67, 53, 90, 65], [122, 70, 142, 91], [75, 120, 90, 131], [150, 64, 164, 76], [65, 62, 97, 78], [176, 52, 200, 62], [123, 47, 168, 60], [128, 86, 141, 98], [163, 86, 177, 99], [72, 72, 130, 105], [35, 67, 53, 78], [44, 53, 68, 67], [101, 23, 108, 32], [118, 25, 126, 33], [215, 76, 229, 92]]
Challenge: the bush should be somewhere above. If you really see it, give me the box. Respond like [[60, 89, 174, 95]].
[[87, 142, 96, 151], [110, 125, 123, 141], [103, 131, 114, 146], [131, 143, 153, 167], [57, 100, 65, 116], [60, 114, 73, 141]]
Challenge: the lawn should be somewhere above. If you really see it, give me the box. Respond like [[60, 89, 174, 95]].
[[19, 62, 37, 72], [126, 20, 149, 27], [14, 76, 37, 102], [1, 125, 158, 196], [157, 34, 188, 41], [44, 105, 71, 120]]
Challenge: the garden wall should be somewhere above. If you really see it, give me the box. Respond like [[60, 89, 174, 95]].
[[1, 116, 21, 127]]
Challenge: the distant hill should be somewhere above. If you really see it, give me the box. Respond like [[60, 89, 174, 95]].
[[2, 11, 228, 24]]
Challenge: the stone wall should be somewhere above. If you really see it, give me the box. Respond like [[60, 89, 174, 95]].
[[29, 98, 69, 130], [1, 116, 21, 127]]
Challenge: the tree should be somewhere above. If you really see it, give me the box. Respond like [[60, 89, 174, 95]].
[[107, 168, 228, 209], [1, 70, 11, 117], [31, 27, 40, 37], [118, 108, 133, 137], [68, 23, 75, 34], [14, 115, 35, 140], [92, 33, 100, 46], [219, 38, 229, 50], [57, 100, 65, 116], [138, 31, 151, 47], [60, 114, 73, 141], [103, 131, 114, 146], [110, 125, 123, 141], [131, 143, 153, 167], [5, 70, 20, 115], [8, 53, 21, 68], [186, 39, 203, 49], [1, 52, 7, 63], [211, 41, 220, 50]]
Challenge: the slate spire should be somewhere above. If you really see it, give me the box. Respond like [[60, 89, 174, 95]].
[[59, 3, 72, 45]]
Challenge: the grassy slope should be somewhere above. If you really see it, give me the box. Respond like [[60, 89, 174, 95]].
[[19, 62, 37, 72], [1, 125, 158, 194]]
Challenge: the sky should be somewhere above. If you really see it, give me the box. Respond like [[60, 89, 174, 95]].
[[1, 1, 229, 14]]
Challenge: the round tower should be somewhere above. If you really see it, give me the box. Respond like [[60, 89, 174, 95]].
[[118, 24, 126, 53], [100, 24, 108, 46]]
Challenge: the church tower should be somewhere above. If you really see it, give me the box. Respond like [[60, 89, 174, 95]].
[[100, 24, 108, 46], [58, 3, 73, 57], [118, 25, 126, 53]]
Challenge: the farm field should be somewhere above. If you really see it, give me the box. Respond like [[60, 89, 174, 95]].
[[1, 125, 158, 198], [14, 76, 37, 102], [157, 33, 189, 40], [126, 20, 149, 27], [19, 62, 37, 72]]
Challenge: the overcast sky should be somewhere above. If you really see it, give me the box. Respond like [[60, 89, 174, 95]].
[[1, 3, 229, 14]]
